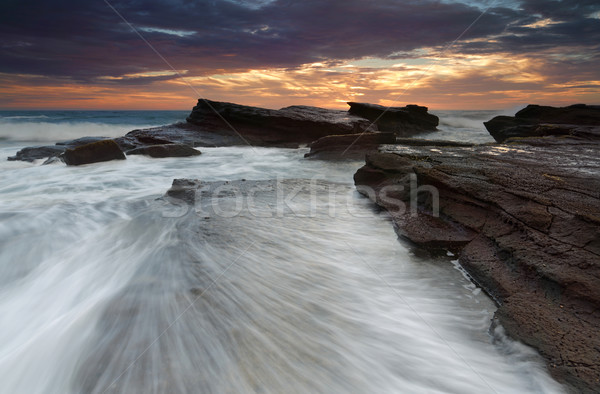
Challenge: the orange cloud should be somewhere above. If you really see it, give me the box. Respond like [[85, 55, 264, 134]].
[[1, 52, 598, 111]]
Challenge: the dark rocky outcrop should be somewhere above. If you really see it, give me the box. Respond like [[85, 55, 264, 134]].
[[347, 102, 439, 135], [126, 144, 201, 158], [353, 138, 600, 393], [63, 140, 126, 166], [9, 99, 440, 162], [484, 104, 600, 143], [186, 99, 377, 146]]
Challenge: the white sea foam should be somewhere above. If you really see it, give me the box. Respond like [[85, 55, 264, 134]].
[[0, 142, 566, 393], [0, 121, 152, 143], [0, 115, 49, 120], [439, 115, 489, 130]]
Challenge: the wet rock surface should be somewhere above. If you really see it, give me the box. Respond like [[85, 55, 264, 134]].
[[63, 140, 126, 166], [484, 104, 600, 143], [353, 139, 600, 393]]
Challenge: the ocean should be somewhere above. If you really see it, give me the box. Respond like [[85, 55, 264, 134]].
[[0, 110, 564, 393]]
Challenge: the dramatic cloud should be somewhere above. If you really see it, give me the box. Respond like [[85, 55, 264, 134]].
[[0, 0, 598, 109]]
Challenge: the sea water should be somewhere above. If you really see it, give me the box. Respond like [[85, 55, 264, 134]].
[[0, 110, 565, 393]]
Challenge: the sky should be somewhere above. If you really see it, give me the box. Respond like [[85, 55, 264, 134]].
[[0, 0, 599, 110]]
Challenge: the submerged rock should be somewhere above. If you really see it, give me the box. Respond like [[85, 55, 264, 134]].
[[126, 144, 201, 158], [484, 104, 600, 143], [347, 102, 439, 135], [63, 140, 126, 166], [354, 139, 600, 393]]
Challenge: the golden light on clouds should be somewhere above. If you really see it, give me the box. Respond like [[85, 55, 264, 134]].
[[1, 50, 598, 110]]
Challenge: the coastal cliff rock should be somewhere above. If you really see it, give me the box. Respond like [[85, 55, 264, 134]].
[[353, 136, 600, 393], [63, 140, 126, 166], [186, 99, 377, 146], [484, 104, 600, 143], [347, 102, 439, 135]]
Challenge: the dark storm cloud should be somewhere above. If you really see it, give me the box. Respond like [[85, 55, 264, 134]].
[[0, 0, 598, 82], [518, 0, 599, 21], [454, 1, 600, 54]]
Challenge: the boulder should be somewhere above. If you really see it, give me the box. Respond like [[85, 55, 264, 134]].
[[484, 104, 600, 142], [353, 138, 600, 393], [63, 140, 126, 166], [347, 102, 439, 134], [126, 144, 201, 158]]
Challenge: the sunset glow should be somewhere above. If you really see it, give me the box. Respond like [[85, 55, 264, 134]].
[[1, 0, 598, 110]]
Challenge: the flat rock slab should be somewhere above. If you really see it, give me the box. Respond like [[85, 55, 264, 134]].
[[354, 139, 600, 393]]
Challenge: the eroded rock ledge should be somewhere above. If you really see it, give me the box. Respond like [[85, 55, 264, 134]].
[[353, 138, 600, 393]]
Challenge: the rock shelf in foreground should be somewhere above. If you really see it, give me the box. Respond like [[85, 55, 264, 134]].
[[353, 136, 600, 393]]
